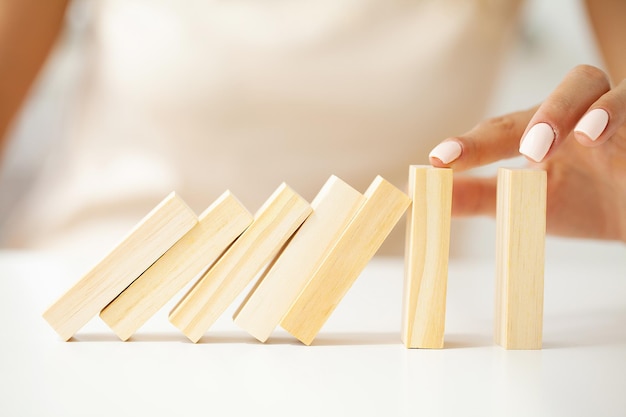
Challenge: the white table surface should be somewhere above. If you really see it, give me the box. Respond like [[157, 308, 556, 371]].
[[1, 246, 625, 417]]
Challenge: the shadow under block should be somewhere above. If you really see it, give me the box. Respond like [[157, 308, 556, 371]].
[[169, 183, 312, 343], [233, 175, 366, 342], [281, 176, 411, 345], [495, 168, 546, 350], [100, 191, 254, 341], [42, 193, 198, 341], [402, 166, 452, 349]]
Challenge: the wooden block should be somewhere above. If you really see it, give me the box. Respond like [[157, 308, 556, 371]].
[[169, 183, 312, 343], [281, 176, 411, 345], [233, 175, 366, 342], [495, 168, 546, 350], [402, 165, 452, 348], [100, 191, 253, 340], [42, 193, 198, 341]]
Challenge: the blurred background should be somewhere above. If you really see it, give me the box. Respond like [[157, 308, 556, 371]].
[[0, 0, 622, 260]]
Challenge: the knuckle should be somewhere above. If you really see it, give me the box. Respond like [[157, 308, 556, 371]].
[[570, 64, 610, 88], [477, 115, 517, 134], [612, 79, 626, 108], [547, 93, 574, 114]]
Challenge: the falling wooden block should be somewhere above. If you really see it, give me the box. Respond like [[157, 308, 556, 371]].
[[42, 193, 198, 341], [281, 176, 411, 345], [402, 165, 452, 348], [495, 168, 546, 350], [169, 183, 312, 343], [100, 191, 253, 341], [233, 175, 366, 342]]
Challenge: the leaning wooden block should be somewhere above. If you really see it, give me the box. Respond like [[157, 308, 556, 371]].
[[233, 175, 366, 342], [402, 165, 452, 349], [495, 168, 546, 350], [281, 176, 411, 345], [169, 183, 312, 343], [100, 191, 253, 341], [42, 192, 198, 341]]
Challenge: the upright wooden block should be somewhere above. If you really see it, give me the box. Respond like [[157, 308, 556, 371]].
[[233, 175, 366, 342], [42, 193, 198, 341], [100, 191, 253, 341], [281, 176, 411, 345], [495, 168, 546, 350], [169, 183, 312, 343], [402, 165, 452, 349]]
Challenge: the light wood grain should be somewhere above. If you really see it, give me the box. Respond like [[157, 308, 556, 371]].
[[100, 191, 253, 341], [169, 183, 312, 343], [42, 193, 198, 341], [233, 175, 366, 342], [280, 176, 410, 345], [402, 165, 452, 348], [495, 168, 546, 350]]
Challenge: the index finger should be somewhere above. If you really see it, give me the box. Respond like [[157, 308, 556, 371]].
[[429, 108, 535, 172]]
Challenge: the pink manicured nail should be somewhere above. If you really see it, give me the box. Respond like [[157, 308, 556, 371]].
[[574, 108, 609, 141], [429, 141, 462, 164], [519, 123, 555, 162]]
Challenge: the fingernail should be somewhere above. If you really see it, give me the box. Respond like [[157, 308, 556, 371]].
[[574, 108, 609, 141], [429, 141, 462, 164], [519, 122, 555, 162]]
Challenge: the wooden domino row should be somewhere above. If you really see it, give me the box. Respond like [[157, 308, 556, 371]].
[[43, 166, 546, 349], [43, 175, 410, 345]]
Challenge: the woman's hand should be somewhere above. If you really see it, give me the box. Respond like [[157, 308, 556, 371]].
[[428, 65, 626, 242]]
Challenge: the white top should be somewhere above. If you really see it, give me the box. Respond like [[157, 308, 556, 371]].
[[4, 0, 521, 255], [2, 250, 625, 417]]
